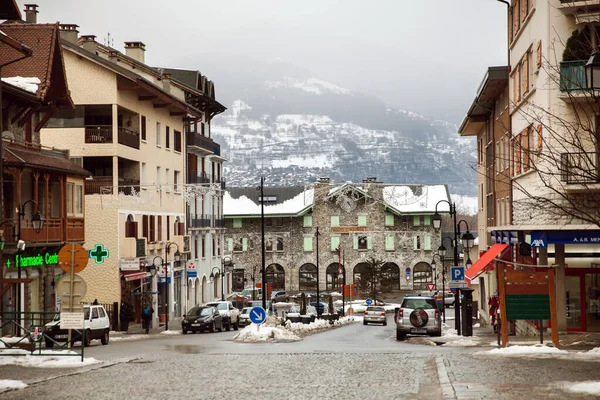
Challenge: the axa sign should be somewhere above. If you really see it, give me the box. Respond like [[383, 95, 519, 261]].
[[531, 231, 600, 247]]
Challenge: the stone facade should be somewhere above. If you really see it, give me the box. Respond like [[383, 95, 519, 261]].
[[224, 181, 450, 297]]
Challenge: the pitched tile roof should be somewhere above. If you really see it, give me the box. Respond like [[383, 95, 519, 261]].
[[4, 143, 90, 176], [0, 22, 73, 108]]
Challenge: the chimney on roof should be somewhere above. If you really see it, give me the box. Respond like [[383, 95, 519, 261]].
[[24, 4, 38, 24], [161, 73, 171, 93], [318, 177, 330, 183], [124, 41, 145, 64], [108, 49, 119, 63], [80, 35, 97, 53], [59, 24, 79, 44], [363, 177, 378, 183]]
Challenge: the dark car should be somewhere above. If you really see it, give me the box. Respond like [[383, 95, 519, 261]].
[[182, 306, 223, 334], [309, 301, 329, 314]]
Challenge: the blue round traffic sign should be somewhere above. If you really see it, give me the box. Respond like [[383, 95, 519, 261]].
[[365, 298, 373, 306], [249, 306, 267, 324]]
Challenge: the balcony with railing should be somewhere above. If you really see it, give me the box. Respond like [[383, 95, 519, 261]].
[[188, 172, 211, 184], [186, 132, 221, 156], [85, 176, 140, 195], [189, 214, 212, 229], [85, 126, 113, 143], [118, 127, 140, 149], [561, 152, 600, 188], [559, 1, 600, 18], [1, 217, 84, 244], [559, 61, 587, 93]]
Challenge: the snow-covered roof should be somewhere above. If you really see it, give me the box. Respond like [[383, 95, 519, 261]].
[[1, 76, 40, 94], [383, 184, 450, 214], [224, 188, 314, 216], [225, 183, 450, 217]]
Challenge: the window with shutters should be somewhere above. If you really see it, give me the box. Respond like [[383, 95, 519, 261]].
[[194, 237, 199, 259], [165, 126, 170, 149], [157, 216, 162, 242], [141, 115, 147, 141], [233, 218, 242, 228], [331, 236, 340, 251], [356, 235, 369, 251], [414, 235, 421, 250], [331, 216, 340, 227], [303, 215, 312, 227], [385, 234, 395, 251], [143, 215, 149, 239], [413, 215, 421, 226], [202, 236, 206, 258], [357, 215, 367, 227], [424, 215, 430, 226], [424, 235, 432, 251], [385, 214, 394, 226], [166, 216, 170, 240], [149, 216, 156, 242], [303, 236, 313, 251], [510, 0, 533, 45]]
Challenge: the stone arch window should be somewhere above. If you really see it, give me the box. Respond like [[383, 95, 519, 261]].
[[353, 263, 371, 292], [299, 263, 317, 291], [266, 264, 285, 291], [381, 262, 400, 290], [325, 263, 344, 292], [413, 262, 433, 290]]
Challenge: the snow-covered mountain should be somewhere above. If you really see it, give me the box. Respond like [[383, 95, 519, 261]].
[[211, 68, 476, 196]]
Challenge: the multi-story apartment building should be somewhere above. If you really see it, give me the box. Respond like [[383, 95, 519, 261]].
[[25, 4, 215, 328], [459, 67, 512, 326], [1, 16, 89, 318], [157, 68, 227, 308], [223, 179, 452, 296], [462, 0, 600, 333]]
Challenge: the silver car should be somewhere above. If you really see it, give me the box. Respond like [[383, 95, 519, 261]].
[[363, 306, 387, 326], [395, 296, 441, 340]]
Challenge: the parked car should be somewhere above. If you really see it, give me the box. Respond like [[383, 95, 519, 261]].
[[309, 301, 329, 314], [239, 288, 262, 300], [44, 304, 110, 348], [238, 307, 253, 327], [444, 293, 455, 307], [364, 306, 387, 326], [247, 300, 273, 313], [395, 295, 441, 340], [182, 306, 223, 334], [204, 301, 240, 331], [271, 290, 289, 303]]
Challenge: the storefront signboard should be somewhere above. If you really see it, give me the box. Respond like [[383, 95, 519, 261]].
[[5, 252, 59, 269], [531, 231, 600, 248], [120, 258, 140, 271]]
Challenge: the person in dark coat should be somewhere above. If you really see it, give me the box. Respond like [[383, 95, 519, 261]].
[[141, 304, 154, 334]]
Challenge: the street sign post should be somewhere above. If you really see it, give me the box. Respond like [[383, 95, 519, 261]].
[[249, 306, 267, 325], [426, 283, 436, 293], [365, 298, 373, 306], [451, 266, 465, 281], [449, 281, 469, 289]]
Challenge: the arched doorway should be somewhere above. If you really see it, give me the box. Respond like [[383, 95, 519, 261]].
[[299, 263, 317, 291], [201, 276, 207, 304], [353, 263, 372, 293], [326, 263, 345, 292], [266, 264, 285, 291], [413, 262, 433, 290], [194, 277, 200, 306], [381, 263, 400, 291]]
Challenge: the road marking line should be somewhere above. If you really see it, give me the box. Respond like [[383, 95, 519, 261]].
[[436, 356, 457, 400]]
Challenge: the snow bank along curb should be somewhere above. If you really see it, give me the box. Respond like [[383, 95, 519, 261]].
[[233, 315, 357, 343], [0, 380, 27, 393]]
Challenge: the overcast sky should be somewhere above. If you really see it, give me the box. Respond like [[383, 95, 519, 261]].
[[30, 0, 507, 124]]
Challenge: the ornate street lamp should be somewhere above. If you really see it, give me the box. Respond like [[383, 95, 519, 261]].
[[586, 46, 600, 92]]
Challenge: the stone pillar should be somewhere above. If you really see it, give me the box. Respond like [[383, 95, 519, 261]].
[[112, 156, 119, 194], [554, 244, 567, 331]]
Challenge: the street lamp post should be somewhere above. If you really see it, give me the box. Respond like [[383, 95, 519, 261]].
[[210, 255, 233, 301], [315, 227, 320, 317]]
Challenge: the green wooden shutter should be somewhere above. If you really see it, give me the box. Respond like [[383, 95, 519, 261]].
[[331, 216, 340, 227], [304, 237, 313, 251], [424, 235, 432, 251], [227, 238, 233, 252], [357, 215, 367, 227], [233, 218, 242, 228], [353, 236, 358, 249], [242, 237, 248, 251], [331, 236, 340, 251], [303, 215, 313, 227], [367, 237, 372, 250], [413, 236, 418, 250], [385, 215, 394, 226], [386, 235, 394, 251], [424, 215, 430, 226], [413, 215, 421, 226]]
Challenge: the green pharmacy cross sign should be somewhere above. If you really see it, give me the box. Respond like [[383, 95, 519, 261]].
[[89, 244, 109, 264]]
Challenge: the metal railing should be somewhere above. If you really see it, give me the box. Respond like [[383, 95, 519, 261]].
[[190, 214, 212, 228], [85, 126, 113, 143], [118, 127, 140, 149], [561, 152, 600, 183], [186, 132, 221, 155], [188, 172, 210, 184], [559, 61, 587, 93]]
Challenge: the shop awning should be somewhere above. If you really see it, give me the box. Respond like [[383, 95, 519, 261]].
[[465, 243, 510, 282], [122, 271, 148, 281]]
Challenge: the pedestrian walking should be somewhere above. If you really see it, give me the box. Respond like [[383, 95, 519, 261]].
[[142, 304, 154, 334]]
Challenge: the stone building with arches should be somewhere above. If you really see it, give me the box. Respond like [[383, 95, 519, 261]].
[[223, 178, 452, 298]]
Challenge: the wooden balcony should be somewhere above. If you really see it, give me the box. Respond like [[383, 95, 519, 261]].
[[85, 126, 113, 143], [186, 132, 220, 155], [118, 127, 140, 149], [85, 176, 113, 195], [1, 217, 84, 244]]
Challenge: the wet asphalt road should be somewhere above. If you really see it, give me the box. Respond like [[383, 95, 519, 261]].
[[1, 311, 599, 400]]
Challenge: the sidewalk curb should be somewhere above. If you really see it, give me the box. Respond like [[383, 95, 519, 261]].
[[3, 356, 140, 394], [436, 356, 457, 400]]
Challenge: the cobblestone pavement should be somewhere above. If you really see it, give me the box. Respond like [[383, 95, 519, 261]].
[[1, 315, 599, 399]]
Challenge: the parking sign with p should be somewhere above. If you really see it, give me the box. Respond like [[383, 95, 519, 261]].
[[451, 266, 465, 281]]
